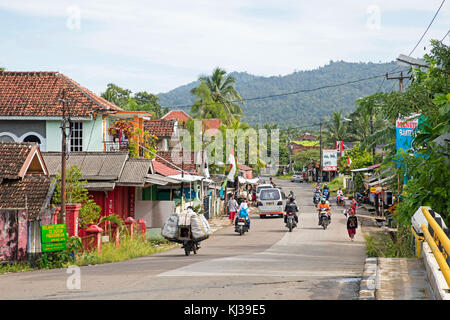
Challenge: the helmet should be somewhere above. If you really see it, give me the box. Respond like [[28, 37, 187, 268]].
[[321, 198, 326, 203]]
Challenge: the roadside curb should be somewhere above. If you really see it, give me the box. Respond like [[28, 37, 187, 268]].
[[359, 257, 378, 300]]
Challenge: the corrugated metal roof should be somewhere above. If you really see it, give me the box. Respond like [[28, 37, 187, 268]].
[[85, 181, 115, 191], [117, 159, 152, 186], [42, 152, 128, 180]]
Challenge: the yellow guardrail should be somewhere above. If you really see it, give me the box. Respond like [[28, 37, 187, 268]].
[[420, 206, 450, 289], [411, 226, 424, 258]]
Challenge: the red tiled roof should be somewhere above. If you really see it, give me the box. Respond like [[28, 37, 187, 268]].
[[0, 175, 50, 221], [144, 119, 175, 137], [156, 150, 202, 172], [203, 119, 221, 130], [0, 71, 122, 117], [161, 110, 191, 123], [152, 160, 180, 176], [238, 164, 252, 171], [0, 142, 43, 179]]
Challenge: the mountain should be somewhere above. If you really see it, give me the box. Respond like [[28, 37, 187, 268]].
[[157, 61, 400, 128]]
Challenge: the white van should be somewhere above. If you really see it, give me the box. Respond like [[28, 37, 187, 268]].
[[258, 188, 286, 218], [256, 184, 273, 200]]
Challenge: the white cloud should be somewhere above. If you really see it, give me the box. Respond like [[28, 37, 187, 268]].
[[1, 0, 449, 92]]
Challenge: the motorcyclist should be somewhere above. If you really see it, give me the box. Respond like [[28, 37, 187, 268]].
[[322, 184, 330, 200], [317, 197, 331, 225], [235, 200, 250, 230], [336, 188, 344, 204], [313, 187, 322, 203], [284, 196, 299, 225]]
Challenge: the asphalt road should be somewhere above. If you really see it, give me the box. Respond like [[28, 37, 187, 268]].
[[0, 178, 367, 300]]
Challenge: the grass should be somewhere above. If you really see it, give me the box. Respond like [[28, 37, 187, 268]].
[[0, 236, 178, 274], [364, 225, 414, 258], [0, 262, 37, 274], [74, 235, 178, 266], [277, 175, 292, 179]]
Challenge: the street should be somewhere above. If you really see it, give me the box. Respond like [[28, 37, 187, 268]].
[[0, 178, 367, 300]]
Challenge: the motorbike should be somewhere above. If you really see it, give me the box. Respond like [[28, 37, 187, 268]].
[[336, 195, 345, 206], [182, 240, 199, 256], [323, 189, 330, 200], [235, 217, 249, 236], [285, 211, 297, 232], [313, 193, 321, 207], [319, 208, 330, 230], [178, 225, 200, 256]]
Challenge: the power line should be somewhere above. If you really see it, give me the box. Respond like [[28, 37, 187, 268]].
[[168, 70, 408, 110], [440, 29, 450, 42], [408, 0, 446, 56]]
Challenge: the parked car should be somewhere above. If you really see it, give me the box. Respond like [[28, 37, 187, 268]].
[[291, 172, 304, 183], [256, 184, 273, 201], [257, 188, 286, 218]]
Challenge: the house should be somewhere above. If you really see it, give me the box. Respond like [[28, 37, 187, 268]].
[[288, 140, 320, 155], [0, 142, 52, 262], [161, 109, 191, 124], [144, 118, 179, 152], [238, 163, 253, 179], [0, 70, 150, 154]]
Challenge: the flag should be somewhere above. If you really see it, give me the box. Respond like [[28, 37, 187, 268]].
[[348, 157, 352, 166], [227, 150, 236, 180]]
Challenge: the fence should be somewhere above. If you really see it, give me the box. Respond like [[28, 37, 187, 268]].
[[412, 206, 450, 297]]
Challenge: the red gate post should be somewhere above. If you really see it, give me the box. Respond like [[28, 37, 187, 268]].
[[115, 227, 120, 248], [137, 219, 147, 242], [86, 225, 103, 254], [66, 204, 82, 237], [124, 217, 136, 239]]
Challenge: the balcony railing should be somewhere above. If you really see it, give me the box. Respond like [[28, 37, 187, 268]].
[[103, 140, 129, 152]]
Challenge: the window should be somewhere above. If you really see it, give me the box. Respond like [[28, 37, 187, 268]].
[[23, 135, 41, 144], [70, 122, 83, 151], [260, 189, 281, 201]]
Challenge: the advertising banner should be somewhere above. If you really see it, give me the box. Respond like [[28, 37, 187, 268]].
[[396, 117, 419, 167], [323, 149, 338, 171]]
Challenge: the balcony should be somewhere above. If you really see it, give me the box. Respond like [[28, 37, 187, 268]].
[[103, 140, 129, 152]]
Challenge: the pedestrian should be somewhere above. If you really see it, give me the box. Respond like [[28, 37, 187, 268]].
[[350, 197, 358, 215], [227, 194, 239, 225], [346, 208, 358, 241]]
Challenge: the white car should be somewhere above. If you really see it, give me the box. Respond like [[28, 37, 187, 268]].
[[257, 188, 286, 218], [256, 184, 273, 200]]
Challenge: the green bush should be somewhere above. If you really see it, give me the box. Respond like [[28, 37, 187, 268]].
[[364, 225, 414, 258]]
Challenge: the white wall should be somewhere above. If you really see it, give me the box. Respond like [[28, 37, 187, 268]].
[[135, 200, 175, 228]]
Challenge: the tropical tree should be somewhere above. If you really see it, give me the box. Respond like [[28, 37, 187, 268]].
[[191, 67, 244, 125], [323, 110, 355, 147]]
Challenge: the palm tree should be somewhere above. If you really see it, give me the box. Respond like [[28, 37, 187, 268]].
[[324, 110, 354, 146], [191, 67, 244, 125]]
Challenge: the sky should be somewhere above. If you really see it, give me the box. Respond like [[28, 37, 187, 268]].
[[0, 0, 449, 96]]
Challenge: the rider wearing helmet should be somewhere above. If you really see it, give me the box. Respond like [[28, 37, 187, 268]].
[[317, 197, 331, 225], [284, 196, 299, 225]]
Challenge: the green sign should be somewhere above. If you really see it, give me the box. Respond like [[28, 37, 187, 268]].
[[41, 224, 67, 243], [41, 224, 68, 253], [42, 241, 67, 252]]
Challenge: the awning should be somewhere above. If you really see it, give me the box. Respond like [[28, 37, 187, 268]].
[[145, 174, 180, 185], [168, 174, 204, 182], [368, 175, 395, 187]]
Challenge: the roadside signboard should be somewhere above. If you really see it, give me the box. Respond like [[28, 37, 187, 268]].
[[323, 149, 338, 171], [41, 224, 67, 253], [396, 116, 419, 167]]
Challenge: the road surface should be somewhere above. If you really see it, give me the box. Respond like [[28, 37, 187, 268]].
[[0, 178, 367, 299]]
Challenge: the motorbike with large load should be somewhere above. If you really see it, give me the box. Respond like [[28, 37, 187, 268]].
[[161, 207, 211, 256]]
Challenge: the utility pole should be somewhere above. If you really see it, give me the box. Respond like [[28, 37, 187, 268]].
[[319, 119, 322, 183], [58, 90, 68, 224], [386, 72, 411, 93], [181, 121, 185, 206]]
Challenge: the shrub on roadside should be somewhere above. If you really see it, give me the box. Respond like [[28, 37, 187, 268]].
[[364, 225, 414, 258]]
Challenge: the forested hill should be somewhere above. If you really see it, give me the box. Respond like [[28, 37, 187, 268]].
[[157, 60, 400, 128]]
